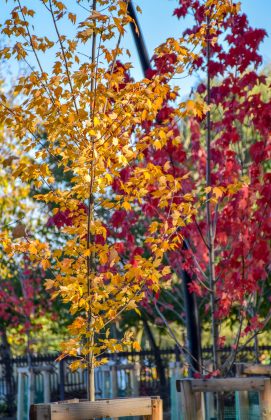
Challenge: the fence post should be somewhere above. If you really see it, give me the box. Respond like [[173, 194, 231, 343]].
[[151, 397, 163, 420], [179, 379, 203, 420], [131, 362, 140, 396], [59, 359, 65, 401], [43, 370, 50, 403], [17, 370, 24, 420], [260, 378, 271, 419], [111, 365, 118, 398]]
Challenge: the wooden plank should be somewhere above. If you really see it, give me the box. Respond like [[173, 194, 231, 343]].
[[236, 363, 271, 376], [189, 377, 265, 392], [47, 397, 154, 419], [29, 404, 51, 420], [151, 397, 163, 420], [179, 380, 202, 420], [260, 378, 271, 419]]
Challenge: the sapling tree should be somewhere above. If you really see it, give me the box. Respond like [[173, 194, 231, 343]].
[[173, 0, 271, 373], [109, 0, 271, 381], [0, 0, 217, 400], [1, 1, 261, 408]]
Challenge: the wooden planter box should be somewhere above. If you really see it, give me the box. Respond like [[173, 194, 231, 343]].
[[30, 396, 163, 420], [176, 377, 271, 420]]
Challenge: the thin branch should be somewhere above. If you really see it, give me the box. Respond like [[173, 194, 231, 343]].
[[48, 0, 79, 116], [194, 219, 209, 249], [17, 0, 56, 107]]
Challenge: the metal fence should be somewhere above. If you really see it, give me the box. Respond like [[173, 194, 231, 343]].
[[0, 345, 269, 417]]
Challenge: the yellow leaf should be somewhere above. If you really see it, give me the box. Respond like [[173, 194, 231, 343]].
[[163, 161, 170, 172], [149, 221, 158, 234], [162, 266, 171, 276], [29, 243, 38, 255], [123, 201, 131, 211], [109, 247, 119, 267], [186, 100, 196, 112], [41, 259, 50, 270], [69, 361, 81, 372], [84, 249, 91, 257], [133, 341, 141, 351], [68, 13, 76, 24], [89, 11, 108, 21], [213, 186, 224, 199], [99, 251, 108, 265], [93, 116, 100, 127], [159, 130, 167, 141], [161, 241, 169, 252], [44, 279, 55, 290], [153, 140, 162, 150]]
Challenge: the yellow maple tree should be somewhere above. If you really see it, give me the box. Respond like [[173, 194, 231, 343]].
[[0, 0, 238, 400]]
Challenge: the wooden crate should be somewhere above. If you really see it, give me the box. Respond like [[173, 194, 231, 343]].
[[30, 396, 163, 420]]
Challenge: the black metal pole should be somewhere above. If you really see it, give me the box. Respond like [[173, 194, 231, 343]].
[[127, 1, 202, 374], [127, 1, 151, 74], [182, 269, 202, 374]]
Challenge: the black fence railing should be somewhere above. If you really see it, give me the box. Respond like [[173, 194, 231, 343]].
[[0, 345, 269, 416]]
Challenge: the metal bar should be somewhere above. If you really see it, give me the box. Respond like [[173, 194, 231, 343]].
[[127, 1, 151, 74]]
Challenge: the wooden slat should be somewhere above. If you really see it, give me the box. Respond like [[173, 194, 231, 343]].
[[236, 363, 271, 376], [260, 378, 271, 419], [151, 397, 163, 420], [179, 380, 202, 420], [190, 377, 265, 392], [47, 397, 153, 419]]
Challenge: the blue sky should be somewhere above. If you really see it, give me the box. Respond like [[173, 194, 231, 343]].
[[1, 0, 270, 96], [121, 0, 271, 96], [126, 0, 271, 77]]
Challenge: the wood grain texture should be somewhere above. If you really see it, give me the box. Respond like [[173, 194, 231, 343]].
[[179, 380, 202, 420], [260, 379, 271, 420], [176, 377, 265, 393], [31, 397, 161, 420], [151, 397, 163, 420], [236, 363, 271, 376]]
